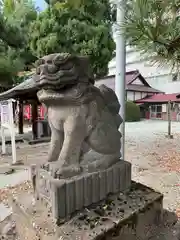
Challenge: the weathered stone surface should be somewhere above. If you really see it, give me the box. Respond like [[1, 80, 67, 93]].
[[0, 203, 12, 222], [51, 180, 66, 220], [11, 193, 57, 240], [83, 174, 92, 207], [106, 167, 113, 194], [66, 180, 75, 216], [35, 161, 131, 220], [99, 170, 107, 200], [92, 172, 100, 203], [12, 182, 165, 240], [0, 204, 14, 239], [36, 167, 51, 201], [1, 221, 16, 237], [75, 177, 84, 210], [56, 182, 164, 240], [112, 164, 120, 193]]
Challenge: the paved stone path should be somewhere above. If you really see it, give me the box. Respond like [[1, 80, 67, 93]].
[[0, 166, 30, 189]]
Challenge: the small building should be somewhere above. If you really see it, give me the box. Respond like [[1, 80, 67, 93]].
[[136, 93, 180, 121], [0, 77, 43, 140], [96, 70, 161, 101]]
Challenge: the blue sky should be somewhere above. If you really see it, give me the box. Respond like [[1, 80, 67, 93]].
[[35, 0, 47, 11]]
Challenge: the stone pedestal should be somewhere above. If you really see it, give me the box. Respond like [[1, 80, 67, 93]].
[[10, 161, 168, 240], [11, 182, 165, 240], [35, 160, 131, 221]]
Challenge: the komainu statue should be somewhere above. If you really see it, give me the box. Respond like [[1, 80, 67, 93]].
[[34, 53, 122, 178]]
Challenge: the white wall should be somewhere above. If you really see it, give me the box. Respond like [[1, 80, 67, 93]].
[[141, 92, 147, 99], [135, 92, 141, 100], [126, 91, 148, 101], [127, 91, 134, 101], [110, 30, 180, 94], [133, 78, 143, 85]]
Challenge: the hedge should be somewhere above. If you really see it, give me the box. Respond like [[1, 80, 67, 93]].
[[125, 101, 141, 122]]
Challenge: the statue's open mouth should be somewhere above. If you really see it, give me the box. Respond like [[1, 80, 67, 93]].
[[37, 75, 60, 87]]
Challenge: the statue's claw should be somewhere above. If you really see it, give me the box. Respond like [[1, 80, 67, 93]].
[[49, 164, 82, 179]]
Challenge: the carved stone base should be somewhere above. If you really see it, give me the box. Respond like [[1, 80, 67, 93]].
[[35, 160, 131, 220], [11, 182, 166, 240]]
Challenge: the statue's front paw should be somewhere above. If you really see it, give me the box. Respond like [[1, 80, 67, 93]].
[[50, 164, 82, 179]]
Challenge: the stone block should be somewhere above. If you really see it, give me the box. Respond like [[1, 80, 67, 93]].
[[35, 160, 131, 221], [119, 160, 125, 191], [54, 182, 164, 240], [12, 182, 165, 240], [84, 174, 92, 207], [106, 167, 113, 194], [75, 177, 84, 210], [99, 170, 107, 200], [50, 180, 66, 219], [113, 164, 120, 193], [36, 168, 51, 201], [66, 180, 75, 216], [124, 161, 132, 190], [92, 172, 100, 203]]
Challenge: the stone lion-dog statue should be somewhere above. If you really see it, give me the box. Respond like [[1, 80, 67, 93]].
[[34, 53, 122, 178]]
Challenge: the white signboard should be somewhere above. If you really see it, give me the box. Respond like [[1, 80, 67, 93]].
[[0, 99, 17, 164], [162, 104, 167, 113]]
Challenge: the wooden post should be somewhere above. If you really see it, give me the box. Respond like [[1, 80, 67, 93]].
[[8, 99, 17, 164], [18, 100, 24, 134], [0, 99, 17, 163], [31, 101, 38, 140], [167, 100, 173, 139]]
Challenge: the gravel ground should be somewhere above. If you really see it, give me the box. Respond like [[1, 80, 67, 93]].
[[1, 120, 180, 216], [1, 125, 32, 138], [125, 120, 180, 216]]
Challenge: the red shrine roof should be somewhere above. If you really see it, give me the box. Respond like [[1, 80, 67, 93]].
[[95, 70, 161, 93], [135, 93, 180, 103]]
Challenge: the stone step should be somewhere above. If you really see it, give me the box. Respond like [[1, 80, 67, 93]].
[[56, 182, 164, 240], [0, 203, 15, 239], [11, 193, 58, 240], [12, 182, 167, 240], [0, 203, 12, 223]]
